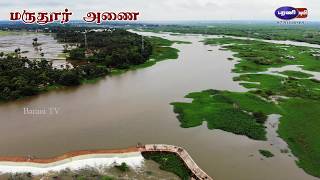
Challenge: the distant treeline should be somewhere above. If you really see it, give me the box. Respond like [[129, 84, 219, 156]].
[[143, 24, 320, 45], [0, 21, 160, 31]]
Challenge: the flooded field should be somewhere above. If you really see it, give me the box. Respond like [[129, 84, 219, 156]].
[[0, 31, 318, 180], [0, 32, 69, 68]]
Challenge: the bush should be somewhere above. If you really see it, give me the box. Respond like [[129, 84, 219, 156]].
[[69, 48, 85, 60], [253, 111, 268, 124], [259, 149, 274, 158], [77, 64, 107, 79], [114, 162, 129, 172], [58, 71, 80, 86]]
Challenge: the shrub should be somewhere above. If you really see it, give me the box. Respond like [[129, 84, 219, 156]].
[[115, 162, 129, 172], [253, 111, 268, 124], [259, 149, 274, 158], [58, 71, 80, 86]]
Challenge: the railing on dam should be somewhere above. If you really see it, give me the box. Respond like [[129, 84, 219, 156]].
[[139, 144, 213, 180]]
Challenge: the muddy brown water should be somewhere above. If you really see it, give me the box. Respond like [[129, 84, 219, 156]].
[[0, 31, 318, 180]]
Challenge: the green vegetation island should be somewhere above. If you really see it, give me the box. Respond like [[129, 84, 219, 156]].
[[171, 36, 320, 177], [259, 149, 274, 158]]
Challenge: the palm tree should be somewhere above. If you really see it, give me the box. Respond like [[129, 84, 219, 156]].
[[32, 38, 38, 46], [63, 44, 69, 52], [14, 48, 21, 58]]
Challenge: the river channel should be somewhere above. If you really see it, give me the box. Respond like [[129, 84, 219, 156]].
[[0, 31, 318, 180]]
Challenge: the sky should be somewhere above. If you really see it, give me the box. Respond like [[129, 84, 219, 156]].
[[0, 0, 319, 21]]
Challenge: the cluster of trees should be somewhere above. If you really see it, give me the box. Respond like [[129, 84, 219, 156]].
[[55, 29, 153, 69], [0, 29, 154, 101], [0, 56, 107, 101]]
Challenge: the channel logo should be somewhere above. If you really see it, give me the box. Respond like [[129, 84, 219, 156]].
[[275, 6, 308, 20]]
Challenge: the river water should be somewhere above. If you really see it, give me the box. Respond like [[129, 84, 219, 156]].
[[0, 31, 318, 180]]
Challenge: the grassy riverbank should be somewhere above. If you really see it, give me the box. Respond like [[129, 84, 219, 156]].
[[172, 37, 320, 177], [278, 98, 320, 176], [142, 152, 191, 180]]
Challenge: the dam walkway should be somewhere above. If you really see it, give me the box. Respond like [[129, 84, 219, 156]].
[[140, 144, 213, 180]]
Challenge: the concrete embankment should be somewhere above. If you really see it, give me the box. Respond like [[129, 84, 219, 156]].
[[140, 144, 213, 180], [0, 144, 213, 180]]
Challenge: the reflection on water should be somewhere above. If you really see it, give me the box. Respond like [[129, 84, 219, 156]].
[[0, 31, 318, 180]]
